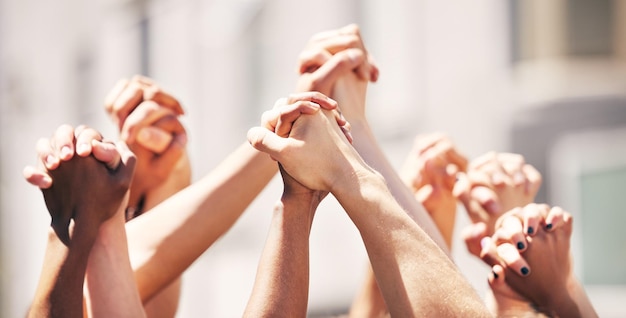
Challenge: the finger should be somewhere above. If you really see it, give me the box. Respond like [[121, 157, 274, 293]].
[[416, 184, 435, 210], [454, 173, 490, 225], [491, 168, 513, 188], [462, 222, 488, 257], [148, 133, 187, 175], [115, 141, 137, 183], [247, 127, 289, 160], [75, 127, 103, 157], [137, 126, 174, 153], [23, 166, 53, 189], [479, 236, 502, 268], [51, 124, 75, 161], [36, 137, 59, 170], [496, 243, 531, 277], [367, 53, 380, 82], [274, 101, 321, 137], [120, 101, 176, 144], [297, 47, 333, 75], [545, 205, 566, 231], [522, 164, 542, 196], [470, 186, 501, 215], [111, 81, 143, 129], [499, 153, 525, 187], [138, 114, 186, 153], [340, 123, 353, 144], [444, 163, 460, 191], [303, 48, 367, 92], [492, 215, 527, 252], [286, 92, 338, 111], [520, 203, 542, 236], [142, 84, 185, 116], [104, 78, 129, 114], [92, 140, 121, 170], [488, 264, 520, 300], [453, 172, 470, 203]]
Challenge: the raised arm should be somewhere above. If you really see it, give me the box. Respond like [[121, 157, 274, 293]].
[[455, 152, 542, 257], [248, 104, 490, 317], [125, 92, 341, 304], [481, 204, 597, 318], [24, 125, 138, 318]]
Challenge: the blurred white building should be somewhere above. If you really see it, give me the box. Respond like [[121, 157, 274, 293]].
[[1, 0, 625, 316]]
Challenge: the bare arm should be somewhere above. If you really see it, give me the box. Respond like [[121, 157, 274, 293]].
[[126, 142, 277, 302], [25, 126, 137, 318], [243, 170, 321, 317], [248, 107, 490, 317]]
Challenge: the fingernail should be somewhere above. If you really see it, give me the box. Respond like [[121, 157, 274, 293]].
[[60, 146, 72, 159], [480, 237, 491, 249], [492, 172, 505, 184], [527, 226, 534, 235], [77, 143, 90, 155], [521, 267, 530, 276], [517, 242, 525, 250], [45, 155, 57, 167], [513, 172, 525, 185], [546, 223, 553, 230]]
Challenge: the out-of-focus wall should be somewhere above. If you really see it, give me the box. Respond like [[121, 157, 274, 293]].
[[1, 0, 624, 317]]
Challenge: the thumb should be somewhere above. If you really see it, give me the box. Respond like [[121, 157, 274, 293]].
[[247, 127, 289, 160], [462, 222, 487, 257]]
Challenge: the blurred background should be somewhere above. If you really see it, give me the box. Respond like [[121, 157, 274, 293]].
[[1, 0, 625, 316]]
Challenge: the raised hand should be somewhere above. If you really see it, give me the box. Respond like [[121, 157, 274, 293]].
[[399, 133, 468, 248], [249, 101, 370, 193], [456, 152, 542, 253], [24, 125, 135, 243], [480, 204, 596, 317], [103, 75, 189, 218], [261, 91, 351, 143], [296, 24, 379, 96], [26, 125, 137, 318]]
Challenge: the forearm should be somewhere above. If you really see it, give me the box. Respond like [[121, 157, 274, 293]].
[[84, 211, 145, 318], [127, 142, 277, 302], [349, 120, 450, 255], [244, 194, 316, 317], [334, 173, 489, 317], [30, 226, 96, 318]]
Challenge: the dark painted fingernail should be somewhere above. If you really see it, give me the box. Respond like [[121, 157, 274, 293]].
[[527, 226, 534, 234], [517, 242, 525, 250], [521, 267, 530, 276], [492, 271, 499, 279], [546, 223, 553, 230]]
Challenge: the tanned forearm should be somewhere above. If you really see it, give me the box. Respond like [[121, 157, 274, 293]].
[[334, 172, 490, 317], [243, 192, 319, 317], [30, 225, 97, 318]]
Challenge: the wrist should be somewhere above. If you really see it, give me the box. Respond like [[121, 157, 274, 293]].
[[332, 169, 387, 213], [542, 283, 580, 318], [280, 192, 322, 227]]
